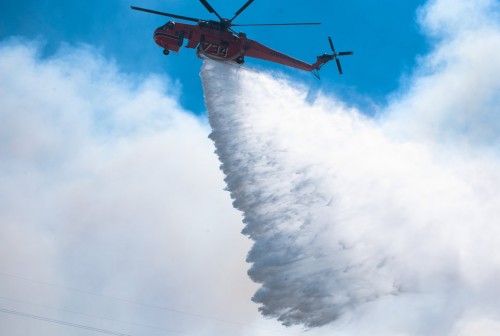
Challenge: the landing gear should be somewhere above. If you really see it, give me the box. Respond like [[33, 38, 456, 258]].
[[236, 56, 244, 64], [163, 49, 170, 56]]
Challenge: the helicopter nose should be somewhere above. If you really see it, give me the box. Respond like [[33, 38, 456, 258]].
[[153, 25, 182, 52]]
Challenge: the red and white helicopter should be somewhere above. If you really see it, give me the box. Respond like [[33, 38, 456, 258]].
[[132, 0, 353, 78]]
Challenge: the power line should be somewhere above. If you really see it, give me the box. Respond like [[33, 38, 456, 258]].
[[0, 271, 232, 323], [0, 295, 196, 336], [0, 272, 295, 336], [0, 271, 239, 324], [0, 307, 131, 336]]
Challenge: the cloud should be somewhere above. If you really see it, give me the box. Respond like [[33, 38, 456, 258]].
[[385, 0, 500, 146], [0, 39, 286, 336], [201, 0, 500, 333]]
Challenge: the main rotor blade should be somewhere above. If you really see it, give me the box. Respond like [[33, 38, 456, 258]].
[[131, 6, 200, 22], [232, 22, 321, 26], [231, 0, 254, 22], [199, 0, 223, 20]]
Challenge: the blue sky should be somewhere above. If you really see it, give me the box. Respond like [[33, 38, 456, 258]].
[[1, 0, 427, 113]]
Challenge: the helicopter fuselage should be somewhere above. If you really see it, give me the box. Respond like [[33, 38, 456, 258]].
[[153, 21, 328, 69], [154, 21, 248, 63]]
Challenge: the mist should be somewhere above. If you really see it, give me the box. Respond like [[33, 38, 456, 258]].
[[202, 0, 500, 333]]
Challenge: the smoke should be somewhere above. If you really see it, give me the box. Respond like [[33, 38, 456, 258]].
[[202, 0, 500, 332], [0, 39, 268, 336]]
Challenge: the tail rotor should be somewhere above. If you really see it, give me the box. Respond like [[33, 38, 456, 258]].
[[328, 36, 353, 75]]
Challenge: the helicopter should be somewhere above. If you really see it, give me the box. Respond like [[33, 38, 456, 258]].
[[131, 0, 353, 78]]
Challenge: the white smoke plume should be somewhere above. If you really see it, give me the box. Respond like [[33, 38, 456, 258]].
[[202, 0, 500, 332], [0, 40, 269, 336]]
